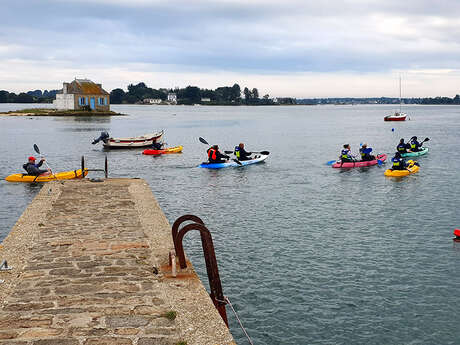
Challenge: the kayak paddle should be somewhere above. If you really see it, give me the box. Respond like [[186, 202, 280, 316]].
[[326, 160, 336, 165], [199, 137, 209, 145], [33, 144, 52, 172], [199, 138, 242, 165], [225, 150, 270, 155]]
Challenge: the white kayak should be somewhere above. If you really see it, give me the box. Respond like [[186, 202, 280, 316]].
[[199, 154, 269, 169]]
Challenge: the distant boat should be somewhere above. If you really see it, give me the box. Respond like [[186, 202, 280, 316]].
[[384, 76, 408, 121]]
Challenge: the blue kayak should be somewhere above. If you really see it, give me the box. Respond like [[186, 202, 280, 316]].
[[199, 154, 269, 169]]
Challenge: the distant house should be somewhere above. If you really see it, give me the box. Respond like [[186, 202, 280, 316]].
[[167, 93, 177, 104], [144, 98, 162, 104], [201, 98, 211, 102], [53, 79, 110, 111]]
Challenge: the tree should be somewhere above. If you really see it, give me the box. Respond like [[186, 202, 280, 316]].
[[16, 93, 34, 103], [110, 88, 125, 104], [0, 91, 8, 103], [231, 84, 241, 103], [243, 87, 251, 104], [251, 88, 259, 99]]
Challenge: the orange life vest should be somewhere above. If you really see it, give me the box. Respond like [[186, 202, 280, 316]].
[[208, 148, 217, 160]]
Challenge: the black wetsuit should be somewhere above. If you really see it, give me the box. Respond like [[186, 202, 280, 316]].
[[234, 147, 252, 161], [23, 161, 47, 176]]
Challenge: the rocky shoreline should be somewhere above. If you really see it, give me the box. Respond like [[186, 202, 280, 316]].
[[0, 108, 126, 116]]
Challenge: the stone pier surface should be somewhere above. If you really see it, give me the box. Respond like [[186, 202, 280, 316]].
[[0, 179, 235, 345]]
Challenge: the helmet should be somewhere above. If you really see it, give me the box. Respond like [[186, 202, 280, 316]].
[[28, 156, 36, 161], [395, 152, 401, 158], [400, 138, 404, 143]]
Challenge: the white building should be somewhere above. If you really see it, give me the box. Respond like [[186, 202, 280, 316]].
[[144, 98, 162, 104], [201, 98, 211, 102], [167, 93, 177, 104]]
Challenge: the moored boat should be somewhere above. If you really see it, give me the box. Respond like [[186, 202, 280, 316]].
[[332, 154, 387, 168], [384, 112, 407, 121], [5, 169, 88, 183], [92, 130, 164, 148], [199, 154, 269, 169], [142, 146, 183, 155], [384, 75, 408, 121]]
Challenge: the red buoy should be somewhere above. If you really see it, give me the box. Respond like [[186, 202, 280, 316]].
[[454, 229, 460, 242]]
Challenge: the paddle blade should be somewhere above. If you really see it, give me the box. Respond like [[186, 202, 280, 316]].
[[33, 144, 40, 154], [199, 137, 209, 145], [259, 151, 270, 155], [377, 159, 383, 166], [233, 159, 242, 166], [326, 160, 336, 165], [224, 150, 233, 154], [423, 137, 430, 142]]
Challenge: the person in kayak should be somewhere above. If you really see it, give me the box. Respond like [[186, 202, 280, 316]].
[[409, 136, 423, 152], [207, 145, 230, 163], [23, 156, 51, 176], [151, 141, 164, 150], [396, 138, 409, 153], [234, 143, 252, 161], [391, 152, 407, 170], [359, 143, 375, 161], [340, 144, 355, 162]]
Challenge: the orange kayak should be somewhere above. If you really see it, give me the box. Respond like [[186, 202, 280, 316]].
[[142, 146, 183, 155]]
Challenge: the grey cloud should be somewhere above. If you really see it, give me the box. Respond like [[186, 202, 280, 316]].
[[1, 0, 460, 74]]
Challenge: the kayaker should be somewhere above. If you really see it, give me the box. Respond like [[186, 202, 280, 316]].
[[234, 143, 252, 161], [151, 141, 164, 150], [396, 139, 409, 153], [23, 156, 51, 176], [340, 144, 355, 163], [410, 136, 423, 152], [359, 143, 375, 161], [391, 152, 407, 170], [207, 145, 229, 163]]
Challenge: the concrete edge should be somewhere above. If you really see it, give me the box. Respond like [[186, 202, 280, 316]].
[[129, 179, 236, 345]]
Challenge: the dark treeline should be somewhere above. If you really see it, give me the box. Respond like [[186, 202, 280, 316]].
[[297, 95, 460, 105], [110, 82, 296, 105], [0, 90, 59, 103]]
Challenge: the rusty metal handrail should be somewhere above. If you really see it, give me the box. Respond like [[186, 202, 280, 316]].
[[172, 218, 228, 327], [171, 214, 204, 256]]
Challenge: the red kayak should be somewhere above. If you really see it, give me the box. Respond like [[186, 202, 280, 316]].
[[142, 146, 183, 155], [332, 154, 387, 168]]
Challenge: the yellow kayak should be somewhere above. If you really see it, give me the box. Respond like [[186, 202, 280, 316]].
[[384, 160, 419, 177], [5, 169, 88, 183]]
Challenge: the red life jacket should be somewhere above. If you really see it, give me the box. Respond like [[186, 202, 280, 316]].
[[208, 148, 217, 160]]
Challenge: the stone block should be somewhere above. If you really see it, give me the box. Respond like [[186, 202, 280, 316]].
[[0, 315, 53, 328], [0, 330, 19, 339], [83, 337, 132, 345], [33, 339, 79, 345], [20, 328, 62, 338], [105, 315, 150, 328], [137, 338, 176, 345]]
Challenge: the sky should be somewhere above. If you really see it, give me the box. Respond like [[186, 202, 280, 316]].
[[1, 0, 460, 98]]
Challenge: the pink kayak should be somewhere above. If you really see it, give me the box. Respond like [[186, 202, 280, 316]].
[[332, 154, 387, 168]]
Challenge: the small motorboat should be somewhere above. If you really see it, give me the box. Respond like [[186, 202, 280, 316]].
[[384, 112, 407, 121], [92, 130, 164, 148]]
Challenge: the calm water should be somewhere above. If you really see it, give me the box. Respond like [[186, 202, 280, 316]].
[[1, 104, 460, 344]]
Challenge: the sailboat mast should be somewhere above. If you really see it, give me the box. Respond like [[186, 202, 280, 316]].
[[399, 74, 402, 113]]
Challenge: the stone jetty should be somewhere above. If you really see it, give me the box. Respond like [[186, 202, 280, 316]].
[[0, 179, 235, 345]]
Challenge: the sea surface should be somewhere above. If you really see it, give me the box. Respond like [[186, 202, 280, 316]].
[[1, 104, 460, 345]]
